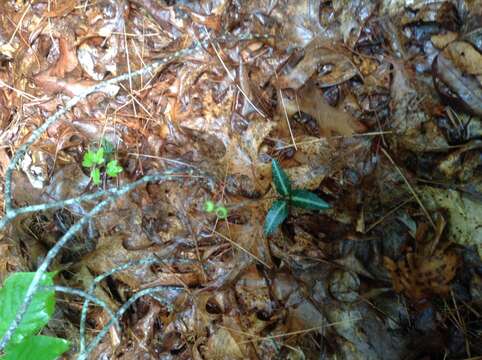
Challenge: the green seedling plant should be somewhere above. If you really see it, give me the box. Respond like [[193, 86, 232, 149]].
[[203, 200, 229, 219], [264, 159, 331, 235], [0, 272, 70, 360], [82, 140, 123, 185]]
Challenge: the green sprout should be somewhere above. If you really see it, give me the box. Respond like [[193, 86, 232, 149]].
[[203, 200, 216, 213], [264, 159, 331, 236], [215, 206, 228, 219], [106, 159, 123, 177], [203, 200, 229, 219], [82, 140, 123, 185]]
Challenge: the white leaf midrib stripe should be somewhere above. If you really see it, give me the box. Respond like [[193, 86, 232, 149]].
[[267, 202, 286, 231], [292, 194, 323, 207], [274, 165, 289, 195]]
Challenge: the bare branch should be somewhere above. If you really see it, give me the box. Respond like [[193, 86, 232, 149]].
[[78, 286, 184, 360], [0, 170, 190, 351]]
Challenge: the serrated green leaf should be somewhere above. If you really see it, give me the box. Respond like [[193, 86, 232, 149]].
[[106, 160, 123, 177], [2, 335, 70, 360], [271, 159, 291, 196], [91, 168, 101, 185], [82, 147, 104, 168], [0, 272, 55, 344], [291, 190, 330, 210], [93, 147, 105, 165], [263, 200, 289, 236], [82, 151, 95, 168]]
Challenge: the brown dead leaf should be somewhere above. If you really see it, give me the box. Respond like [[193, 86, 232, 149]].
[[81, 233, 158, 289], [384, 249, 459, 301], [0, 243, 24, 283], [206, 327, 245, 359], [48, 37, 79, 77], [431, 32, 458, 49], [42, 0, 77, 18], [141, 271, 202, 288], [33, 74, 119, 97], [282, 84, 367, 136], [276, 39, 357, 90], [445, 41, 482, 76], [432, 47, 482, 117]]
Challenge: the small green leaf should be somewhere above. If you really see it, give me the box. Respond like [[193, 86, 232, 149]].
[[82, 151, 95, 168], [271, 159, 291, 196], [263, 200, 289, 236], [2, 335, 70, 360], [215, 206, 228, 219], [106, 160, 123, 177], [93, 147, 105, 165], [91, 168, 101, 185], [291, 190, 330, 210], [203, 200, 215, 213], [82, 148, 104, 168], [0, 272, 55, 344]]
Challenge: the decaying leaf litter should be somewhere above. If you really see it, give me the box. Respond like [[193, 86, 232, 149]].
[[0, 0, 481, 358]]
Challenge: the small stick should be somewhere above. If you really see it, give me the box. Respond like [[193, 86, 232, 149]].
[[381, 148, 435, 229]]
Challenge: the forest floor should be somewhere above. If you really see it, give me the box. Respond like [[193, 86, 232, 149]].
[[0, 1, 481, 359]]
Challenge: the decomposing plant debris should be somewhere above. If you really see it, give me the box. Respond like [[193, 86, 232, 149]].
[[0, 0, 481, 359]]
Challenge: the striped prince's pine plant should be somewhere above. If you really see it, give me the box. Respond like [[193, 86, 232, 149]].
[[264, 159, 331, 236]]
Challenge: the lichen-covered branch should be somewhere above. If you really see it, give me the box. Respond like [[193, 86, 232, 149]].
[[78, 286, 184, 360], [0, 170, 190, 351], [0, 45, 203, 352], [44, 285, 121, 332], [78, 257, 160, 352], [2, 44, 200, 216]]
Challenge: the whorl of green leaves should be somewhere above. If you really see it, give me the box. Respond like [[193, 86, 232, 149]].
[[264, 159, 330, 235]]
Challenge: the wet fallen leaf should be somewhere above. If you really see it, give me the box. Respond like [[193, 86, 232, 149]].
[[281, 84, 367, 136], [49, 37, 78, 77], [419, 185, 482, 257], [276, 39, 357, 90], [432, 47, 482, 117], [384, 249, 459, 301]]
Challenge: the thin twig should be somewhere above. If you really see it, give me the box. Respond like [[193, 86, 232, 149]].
[[220, 317, 360, 345], [79, 255, 196, 352], [0, 189, 110, 229], [0, 170, 191, 351], [203, 224, 271, 268], [79, 257, 162, 352], [365, 197, 414, 233], [43, 285, 121, 332], [3, 45, 200, 214], [78, 286, 184, 360], [278, 89, 297, 150], [7, 2, 31, 44], [276, 131, 393, 150], [202, 27, 266, 119], [381, 147, 435, 229]]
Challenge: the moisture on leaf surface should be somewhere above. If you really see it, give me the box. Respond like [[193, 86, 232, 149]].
[[2, 1, 481, 359]]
